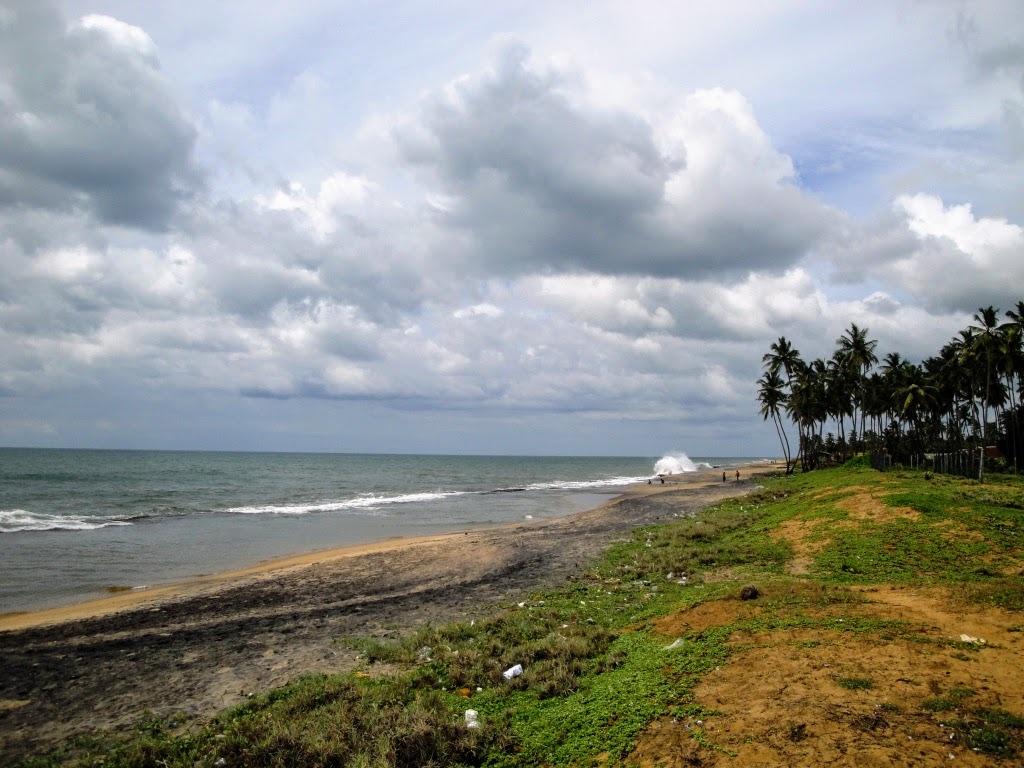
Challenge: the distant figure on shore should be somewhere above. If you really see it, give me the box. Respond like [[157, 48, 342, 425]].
[[659, 475, 665, 484], [722, 471, 727, 483], [735, 470, 740, 482]]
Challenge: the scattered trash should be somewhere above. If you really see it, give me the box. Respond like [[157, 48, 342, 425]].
[[464, 709, 480, 729], [517, 602, 526, 608], [476, 686, 483, 692], [664, 638, 685, 650], [959, 634, 986, 645], [503, 663, 523, 680], [214, 759, 226, 767], [416, 646, 433, 662], [740, 585, 760, 601], [524, 514, 533, 520]]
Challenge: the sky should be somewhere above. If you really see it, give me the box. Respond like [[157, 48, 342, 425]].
[[1, 0, 1022, 456]]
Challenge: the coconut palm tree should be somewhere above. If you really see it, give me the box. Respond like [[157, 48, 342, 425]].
[[999, 304, 1024, 471], [763, 337, 801, 384], [969, 307, 1001, 479], [837, 323, 878, 445], [757, 370, 793, 474]]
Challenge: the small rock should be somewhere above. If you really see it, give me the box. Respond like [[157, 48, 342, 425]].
[[740, 585, 760, 601]]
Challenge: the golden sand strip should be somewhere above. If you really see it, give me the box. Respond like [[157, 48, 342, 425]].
[[0, 531, 467, 632]]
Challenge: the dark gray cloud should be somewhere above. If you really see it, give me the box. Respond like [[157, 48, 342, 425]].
[[0, 0, 197, 230], [396, 43, 835, 278]]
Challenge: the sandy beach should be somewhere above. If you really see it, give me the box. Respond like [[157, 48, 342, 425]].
[[0, 464, 772, 760]]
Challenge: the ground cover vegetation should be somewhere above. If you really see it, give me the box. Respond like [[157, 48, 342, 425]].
[[17, 462, 1024, 767], [758, 302, 1024, 477]]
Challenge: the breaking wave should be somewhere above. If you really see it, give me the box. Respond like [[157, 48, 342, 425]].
[[524, 476, 650, 491], [224, 490, 470, 515], [0, 509, 134, 533], [653, 453, 713, 475]]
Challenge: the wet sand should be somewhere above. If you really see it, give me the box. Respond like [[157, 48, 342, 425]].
[[0, 465, 773, 761]]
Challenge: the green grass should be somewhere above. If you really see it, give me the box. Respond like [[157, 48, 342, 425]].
[[835, 676, 873, 690], [18, 464, 1024, 767]]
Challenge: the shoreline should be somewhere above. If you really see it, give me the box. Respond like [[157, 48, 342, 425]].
[[0, 531, 469, 633], [0, 463, 775, 760], [0, 464, 773, 634]]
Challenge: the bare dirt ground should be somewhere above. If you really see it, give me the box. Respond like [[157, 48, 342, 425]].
[[0, 471, 765, 761], [630, 583, 1024, 767]]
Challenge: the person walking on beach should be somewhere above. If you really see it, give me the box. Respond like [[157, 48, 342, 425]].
[[722, 471, 726, 483], [735, 470, 740, 482]]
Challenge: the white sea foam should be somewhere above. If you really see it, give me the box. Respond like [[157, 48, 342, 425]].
[[0, 509, 133, 533], [224, 490, 470, 515], [653, 453, 712, 475], [525, 476, 651, 491]]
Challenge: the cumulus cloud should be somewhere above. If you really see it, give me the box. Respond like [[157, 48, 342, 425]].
[[0, 0, 197, 229], [829, 193, 1024, 313], [396, 43, 835, 278], [0, 19, 1006, 452]]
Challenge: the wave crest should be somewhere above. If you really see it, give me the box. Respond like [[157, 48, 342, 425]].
[[224, 490, 469, 515], [0, 509, 133, 533], [525, 476, 650, 491], [653, 453, 712, 475]]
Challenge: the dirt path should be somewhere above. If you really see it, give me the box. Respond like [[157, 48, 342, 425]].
[[0, 474, 761, 761]]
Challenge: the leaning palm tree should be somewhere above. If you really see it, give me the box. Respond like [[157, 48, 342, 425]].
[[757, 370, 793, 474]]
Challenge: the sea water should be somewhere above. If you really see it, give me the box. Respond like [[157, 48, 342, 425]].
[[0, 449, 760, 611]]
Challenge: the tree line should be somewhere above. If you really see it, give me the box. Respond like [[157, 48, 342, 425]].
[[757, 302, 1024, 480]]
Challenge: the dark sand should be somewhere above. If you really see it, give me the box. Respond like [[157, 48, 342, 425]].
[[0, 468, 772, 761]]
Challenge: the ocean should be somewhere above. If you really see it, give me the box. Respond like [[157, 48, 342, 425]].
[[0, 449, 761, 612]]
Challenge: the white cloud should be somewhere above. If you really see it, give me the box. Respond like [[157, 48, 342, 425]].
[[1, 2, 1020, 452], [396, 43, 835, 278], [0, 1, 197, 227], [77, 14, 157, 58], [453, 303, 503, 319], [830, 193, 1024, 313]]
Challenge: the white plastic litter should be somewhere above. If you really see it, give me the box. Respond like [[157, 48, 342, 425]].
[[464, 709, 480, 729], [503, 663, 524, 680], [664, 638, 685, 650], [959, 634, 986, 645]]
